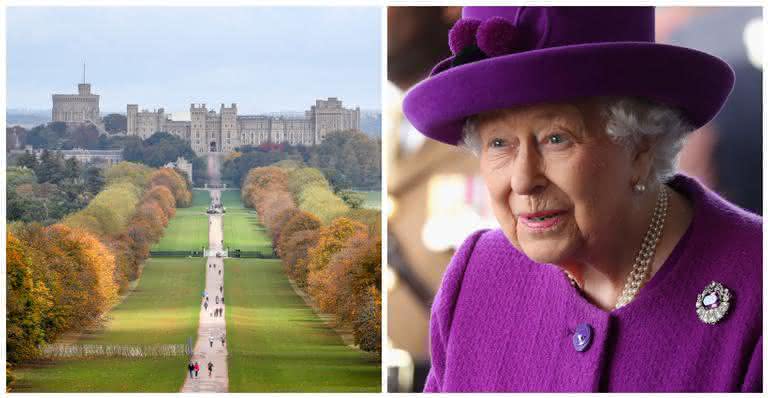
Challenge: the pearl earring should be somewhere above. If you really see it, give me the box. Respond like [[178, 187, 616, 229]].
[[634, 183, 646, 193]]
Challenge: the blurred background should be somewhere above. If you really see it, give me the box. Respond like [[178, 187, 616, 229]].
[[384, 6, 763, 392]]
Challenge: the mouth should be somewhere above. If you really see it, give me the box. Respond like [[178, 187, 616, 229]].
[[518, 210, 567, 231]]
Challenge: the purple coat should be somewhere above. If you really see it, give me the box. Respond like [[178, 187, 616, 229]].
[[425, 175, 762, 392]]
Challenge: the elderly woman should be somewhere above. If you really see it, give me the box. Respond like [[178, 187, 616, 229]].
[[402, 6, 761, 392]]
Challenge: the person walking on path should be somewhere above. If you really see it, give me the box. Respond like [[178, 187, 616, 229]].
[[194, 361, 200, 378], [215, 295, 219, 304], [221, 336, 225, 347], [208, 361, 214, 378], [187, 362, 194, 378], [209, 335, 214, 347], [203, 301, 208, 311]]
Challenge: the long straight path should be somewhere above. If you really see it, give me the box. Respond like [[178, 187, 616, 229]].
[[181, 189, 229, 393]]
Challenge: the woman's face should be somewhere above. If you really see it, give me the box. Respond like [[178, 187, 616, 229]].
[[476, 101, 641, 265]]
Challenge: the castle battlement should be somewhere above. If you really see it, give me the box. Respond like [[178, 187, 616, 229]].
[[52, 82, 100, 123], [127, 97, 359, 155]]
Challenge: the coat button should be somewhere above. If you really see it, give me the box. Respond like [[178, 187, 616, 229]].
[[572, 323, 593, 352]]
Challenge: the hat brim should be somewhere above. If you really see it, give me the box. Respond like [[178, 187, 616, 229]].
[[403, 42, 734, 145]]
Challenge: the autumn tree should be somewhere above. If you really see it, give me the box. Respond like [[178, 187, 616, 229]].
[[6, 231, 55, 363], [148, 168, 192, 207], [281, 229, 320, 287], [287, 167, 331, 199], [104, 161, 153, 188], [276, 211, 322, 257], [298, 185, 350, 224], [306, 217, 367, 306]]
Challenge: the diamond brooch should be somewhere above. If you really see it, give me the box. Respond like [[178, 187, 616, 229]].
[[696, 281, 732, 325]]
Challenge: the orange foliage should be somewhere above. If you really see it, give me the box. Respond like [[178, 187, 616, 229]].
[[143, 185, 176, 219], [306, 217, 367, 305], [149, 168, 191, 207], [241, 167, 290, 211], [276, 211, 322, 258], [12, 223, 118, 334], [281, 229, 320, 287]]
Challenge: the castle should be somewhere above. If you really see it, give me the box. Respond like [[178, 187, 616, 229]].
[[52, 82, 100, 124], [127, 98, 360, 154]]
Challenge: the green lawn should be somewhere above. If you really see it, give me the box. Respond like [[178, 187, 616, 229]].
[[221, 190, 272, 254], [12, 258, 205, 392], [224, 258, 381, 392], [221, 189, 243, 208], [152, 190, 210, 251], [355, 190, 381, 209]]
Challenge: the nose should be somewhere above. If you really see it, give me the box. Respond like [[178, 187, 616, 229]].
[[510, 143, 547, 195]]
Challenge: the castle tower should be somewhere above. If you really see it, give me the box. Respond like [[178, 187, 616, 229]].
[[78, 83, 91, 96], [52, 81, 100, 123], [190, 104, 208, 154], [221, 103, 238, 153], [127, 104, 138, 135]]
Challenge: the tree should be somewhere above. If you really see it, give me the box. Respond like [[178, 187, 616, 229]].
[[353, 287, 381, 353], [148, 168, 192, 207], [287, 167, 330, 198], [103, 113, 127, 134], [308, 130, 381, 190], [223, 151, 287, 186], [36, 150, 64, 183], [83, 166, 105, 194], [6, 231, 55, 363], [269, 206, 302, 244], [15, 151, 38, 170], [298, 185, 350, 224], [281, 229, 320, 286], [63, 157, 81, 181], [306, 217, 367, 303], [105, 161, 153, 188], [70, 124, 101, 149], [120, 136, 145, 161], [276, 211, 322, 257], [338, 190, 366, 209]]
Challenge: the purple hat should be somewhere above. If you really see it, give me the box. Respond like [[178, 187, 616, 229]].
[[403, 6, 735, 146]]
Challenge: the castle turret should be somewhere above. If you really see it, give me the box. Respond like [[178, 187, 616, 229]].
[[221, 103, 238, 153], [78, 83, 91, 96], [127, 104, 138, 135], [190, 103, 208, 154]]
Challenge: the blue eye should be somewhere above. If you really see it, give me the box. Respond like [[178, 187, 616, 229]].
[[489, 138, 507, 148], [546, 133, 569, 145]]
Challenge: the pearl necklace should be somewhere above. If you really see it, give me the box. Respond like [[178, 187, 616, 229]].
[[565, 185, 669, 310]]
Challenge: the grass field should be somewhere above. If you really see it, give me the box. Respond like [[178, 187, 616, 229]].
[[224, 258, 381, 392], [12, 258, 205, 392], [355, 190, 381, 209], [221, 190, 272, 254], [152, 190, 210, 251]]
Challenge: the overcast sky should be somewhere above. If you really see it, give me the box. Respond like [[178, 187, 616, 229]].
[[7, 7, 381, 114]]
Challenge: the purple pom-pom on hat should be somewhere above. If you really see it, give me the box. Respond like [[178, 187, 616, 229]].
[[477, 16, 523, 57], [448, 18, 481, 55]]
